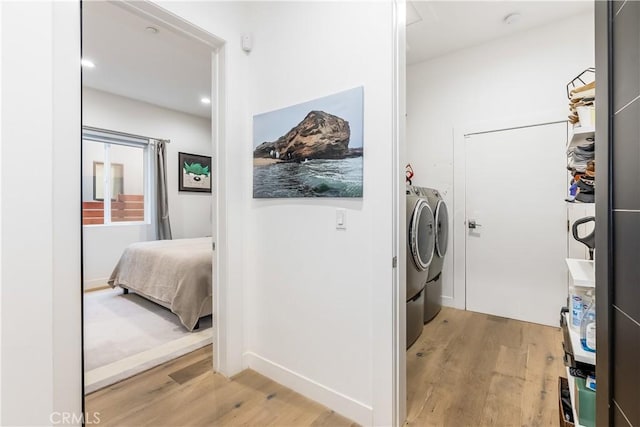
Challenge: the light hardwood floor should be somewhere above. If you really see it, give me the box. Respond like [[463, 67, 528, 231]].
[[85, 346, 357, 427], [406, 307, 565, 426], [87, 307, 564, 426]]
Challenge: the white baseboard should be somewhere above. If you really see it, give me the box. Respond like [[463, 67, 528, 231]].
[[441, 295, 464, 310], [84, 278, 109, 291], [243, 352, 372, 426]]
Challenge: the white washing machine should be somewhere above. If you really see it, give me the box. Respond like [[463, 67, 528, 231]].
[[421, 187, 449, 323], [406, 186, 435, 348]]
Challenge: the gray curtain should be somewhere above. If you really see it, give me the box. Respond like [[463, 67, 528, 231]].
[[155, 140, 172, 240]]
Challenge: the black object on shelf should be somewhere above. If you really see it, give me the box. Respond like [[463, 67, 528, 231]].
[[559, 377, 575, 424], [566, 67, 595, 99], [572, 216, 595, 260]]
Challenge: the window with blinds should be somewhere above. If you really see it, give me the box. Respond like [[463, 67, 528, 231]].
[[81, 127, 151, 225]]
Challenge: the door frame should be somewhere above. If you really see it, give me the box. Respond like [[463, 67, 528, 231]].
[[81, 0, 232, 376], [452, 110, 567, 311], [391, 1, 406, 425]]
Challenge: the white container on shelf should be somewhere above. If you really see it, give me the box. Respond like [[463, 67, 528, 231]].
[[569, 286, 592, 331], [580, 296, 596, 352], [566, 259, 595, 332], [576, 106, 595, 128]]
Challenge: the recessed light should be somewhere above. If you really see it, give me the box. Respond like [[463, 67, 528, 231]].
[[146, 26, 159, 34], [200, 97, 211, 105], [81, 58, 95, 68], [503, 13, 521, 25]]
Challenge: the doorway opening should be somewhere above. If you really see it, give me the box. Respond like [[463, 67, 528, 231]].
[[404, 1, 595, 424], [80, 0, 225, 412]]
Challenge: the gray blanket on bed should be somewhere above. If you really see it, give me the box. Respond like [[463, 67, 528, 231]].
[[108, 237, 212, 331]]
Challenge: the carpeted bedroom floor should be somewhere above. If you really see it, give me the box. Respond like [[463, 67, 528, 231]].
[[83, 288, 212, 393]]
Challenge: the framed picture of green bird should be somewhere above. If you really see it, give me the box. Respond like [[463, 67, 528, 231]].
[[178, 152, 212, 193]]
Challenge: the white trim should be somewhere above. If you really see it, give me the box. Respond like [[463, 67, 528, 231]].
[[0, 1, 4, 420], [144, 142, 153, 226], [103, 143, 112, 221], [115, 1, 225, 50], [243, 352, 373, 426], [83, 128, 152, 226], [452, 127, 467, 310], [82, 221, 149, 228], [84, 278, 109, 291], [211, 45, 227, 375], [452, 110, 567, 310], [390, 1, 406, 426], [441, 295, 456, 307], [53, 0, 83, 420]]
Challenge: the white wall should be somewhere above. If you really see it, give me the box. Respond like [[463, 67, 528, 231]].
[[406, 11, 595, 309], [242, 2, 397, 425], [153, 1, 401, 424], [82, 88, 212, 288], [1, 2, 82, 425]]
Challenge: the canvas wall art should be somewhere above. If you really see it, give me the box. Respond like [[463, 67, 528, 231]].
[[179, 152, 211, 193], [253, 86, 363, 198]]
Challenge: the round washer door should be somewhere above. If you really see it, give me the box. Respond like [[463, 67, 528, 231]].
[[435, 199, 449, 258], [409, 199, 435, 270]]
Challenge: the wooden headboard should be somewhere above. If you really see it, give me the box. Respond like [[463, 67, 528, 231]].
[[82, 194, 144, 225]]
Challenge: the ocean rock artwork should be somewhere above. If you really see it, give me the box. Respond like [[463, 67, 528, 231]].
[[253, 87, 363, 198]]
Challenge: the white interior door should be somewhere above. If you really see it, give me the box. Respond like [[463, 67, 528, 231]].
[[465, 122, 567, 326]]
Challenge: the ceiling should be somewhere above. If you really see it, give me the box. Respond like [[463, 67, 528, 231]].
[[82, 1, 212, 118], [406, 1, 594, 65], [82, 2, 593, 116]]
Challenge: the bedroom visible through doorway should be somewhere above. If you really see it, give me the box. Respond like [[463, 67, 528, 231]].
[[80, 0, 223, 407]]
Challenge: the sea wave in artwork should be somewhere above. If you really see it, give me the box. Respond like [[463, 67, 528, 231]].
[[253, 157, 363, 198]]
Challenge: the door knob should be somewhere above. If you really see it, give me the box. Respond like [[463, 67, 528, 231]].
[[468, 220, 482, 229]]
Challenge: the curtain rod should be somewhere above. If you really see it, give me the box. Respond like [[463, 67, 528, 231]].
[[82, 125, 170, 144]]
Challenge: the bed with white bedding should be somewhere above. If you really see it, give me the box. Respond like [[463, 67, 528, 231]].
[[108, 237, 212, 331]]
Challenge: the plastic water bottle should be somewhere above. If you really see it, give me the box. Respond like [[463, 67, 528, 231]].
[[570, 286, 590, 331], [580, 296, 596, 353], [570, 290, 583, 330]]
